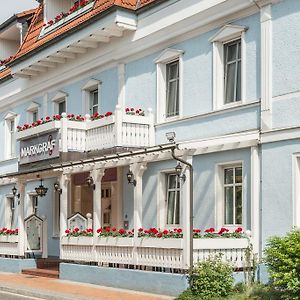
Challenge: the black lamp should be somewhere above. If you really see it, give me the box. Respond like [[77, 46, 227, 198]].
[[12, 185, 20, 199], [54, 182, 62, 194], [86, 176, 95, 190], [35, 179, 48, 197], [175, 162, 186, 181], [126, 170, 136, 186]]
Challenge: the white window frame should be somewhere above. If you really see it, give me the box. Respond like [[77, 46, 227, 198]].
[[52, 91, 68, 115], [210, 25, 247, 110], [26, 102, 40, 123], [215, 161, 244, 229], [155, 48, 184, 123], [4, 112, 17, 160], [292, 154, 300, 228], [5, 194, 15, 228], [157, 169, 182, 228], [81, 79, 101, 115]]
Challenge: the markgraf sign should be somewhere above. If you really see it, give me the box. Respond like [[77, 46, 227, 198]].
[[19, 131, 59, 165]]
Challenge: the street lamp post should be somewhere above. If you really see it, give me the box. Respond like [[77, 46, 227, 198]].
[[166, 132, 194, 272]]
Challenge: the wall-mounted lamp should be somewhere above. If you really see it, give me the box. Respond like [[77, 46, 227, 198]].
[[12, 185, 20, 199], [86, 176, 95, 190], [35, 179, 48, 197], [175, 162, 186, 182], [126, 170, 136, 186], [166, 131, 176, 143], [53, 182, 62, 194]]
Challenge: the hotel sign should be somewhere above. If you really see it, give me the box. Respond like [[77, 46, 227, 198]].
[[19, 131, 59, 165]]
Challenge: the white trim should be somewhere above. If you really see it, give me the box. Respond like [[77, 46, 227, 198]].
[[211, 26, 247, 110], [26, 102, 40, 123], [261, 126, 300, 144], [251, 146, 260, 255], [52, 91, 68, 114], [292, 154, 300, 228], [155, 49, 184, 123], [260, 4, 273, 130]]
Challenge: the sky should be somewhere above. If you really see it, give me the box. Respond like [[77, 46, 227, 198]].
[[0, 0, 37, 23]]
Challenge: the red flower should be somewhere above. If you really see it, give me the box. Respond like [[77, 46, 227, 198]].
[[205, 227, 215, 233], [105, 227, 111, 232], [96, 228, 102, 233], [157, 233, 163, 237], [138, 228, 143, 232], [235, 227, 243, 233], [74, 227, 79, 232], [163, 230, 169, 235], [65, 229, 70, 234], [105, 112, 113, 117], [112, 227, 116, 232], [119, 228, 126, 235], [125, 108, 129, 112], [177, 228, 182, 233]]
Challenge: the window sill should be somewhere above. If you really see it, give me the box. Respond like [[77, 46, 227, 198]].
[[218, 100, 243, 110], [40, 1, 95, 38], [1, 156, 17, 163]]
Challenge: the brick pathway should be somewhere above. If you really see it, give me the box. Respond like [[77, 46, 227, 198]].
[[0, 272, 174, 300]]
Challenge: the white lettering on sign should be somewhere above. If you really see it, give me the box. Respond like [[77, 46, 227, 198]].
[[20, 136, 56, 158]]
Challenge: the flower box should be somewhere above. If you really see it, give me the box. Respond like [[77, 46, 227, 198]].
[[95, 237, 133, 247], [0, 235, 18, 243], [137, 238, 182, 249], [61, 236, 93, 246], [193, 238, 249, 250], [16, 121, 60, 140], [41, 1, 95, 37]]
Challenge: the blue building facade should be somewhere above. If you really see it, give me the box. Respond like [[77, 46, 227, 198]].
[[0, 0, 298, 295]]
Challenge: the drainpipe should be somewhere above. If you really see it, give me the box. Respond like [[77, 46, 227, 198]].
[[171, 144, 194, 272]]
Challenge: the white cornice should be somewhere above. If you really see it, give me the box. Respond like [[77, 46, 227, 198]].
[[209, 24, 247, 42]]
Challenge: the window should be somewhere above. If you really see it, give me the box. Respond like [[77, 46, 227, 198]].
[[82, 79, 101, 115], [58, 100, 66, 115], [224, 39, 241, 104], [26, 102, 40, 123], [166, 60, 180, 118], [4, 112, 17, 159], [89, 89, 99, 115], [32, 110, 38, 122], [6, 196, 15, 228], [52, 91, 68, 115], [166, 174, 181, 225], [155, 48, 184, 123], [210, 25, 246, 110], [32, 195, 38, 215], [223, 166, 243, 225]]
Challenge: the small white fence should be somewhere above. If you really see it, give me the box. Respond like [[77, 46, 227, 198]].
[[0, 235, 19, 257], [16, 106, 155, 152], [61, 237, 250, 270]]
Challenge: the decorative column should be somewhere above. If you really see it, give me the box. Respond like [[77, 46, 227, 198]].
[[59, 173, 71, 239], [91, 168, 105, 235], [131, 162, 147, 265], [181, 156, 193, 270], [251, 146, 260, 256], [17, 180, 25, 257], [261, 4, 273, 130], [61, 113, 68, 152], [115, 105, 123, 147]]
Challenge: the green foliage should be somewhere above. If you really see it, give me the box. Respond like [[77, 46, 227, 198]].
[[264, 229, 300, 300], [188, 256, 234, 300]]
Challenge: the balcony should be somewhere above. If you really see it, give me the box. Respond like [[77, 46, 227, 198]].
[[16, 106, 155, 158]]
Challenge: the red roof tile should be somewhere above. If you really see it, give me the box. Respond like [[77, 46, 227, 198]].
[[12, 0, 157, 63]]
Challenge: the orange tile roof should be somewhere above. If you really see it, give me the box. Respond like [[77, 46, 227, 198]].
[[0, 68, 12, 81], [16, 8, 36, 19], [12, 0, 158, 64]]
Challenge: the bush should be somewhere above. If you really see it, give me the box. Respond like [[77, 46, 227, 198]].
[[188, 256, 234, 300], [264, 229, 300, 300]]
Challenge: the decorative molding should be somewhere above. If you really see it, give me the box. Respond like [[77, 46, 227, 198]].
[[260, 4, 273, 130], [26, 101, 40, 112], [261, 126, 300, 144], [154, 48, 184, 64], [52, 90, 68, 102], [4, 111, 17, 120], [209, 24, 247, 43], [81, 78, 101, 91]]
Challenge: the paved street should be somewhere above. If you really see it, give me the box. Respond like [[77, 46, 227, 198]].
[[0, 273, 173, 300]]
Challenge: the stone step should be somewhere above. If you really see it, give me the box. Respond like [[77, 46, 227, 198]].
[[21, 268, 59, 279], [36, 258, 60, 269]]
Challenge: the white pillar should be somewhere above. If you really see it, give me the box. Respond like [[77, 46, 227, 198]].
[[251, 146, 260, 256], [182, 156, 192, 270], [91, 169, 105, 235], [131, 163, 147, 265], [261, 4, 273, 130], [61, 113, 68, 152], [115, 105, 123, 147], [17, 180, 25, 257], [59, 173, 70, 239]]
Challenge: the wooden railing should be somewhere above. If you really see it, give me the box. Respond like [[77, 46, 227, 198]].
[[60, 237, 250, 270], [16, 105, 155, 152]]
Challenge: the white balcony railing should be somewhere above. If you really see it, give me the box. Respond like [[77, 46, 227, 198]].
[[0, 235, 20, 257], [61, 236, 250, 269], [16, 106, 155, 153]]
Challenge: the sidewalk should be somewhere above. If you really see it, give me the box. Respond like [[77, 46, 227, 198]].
[[0, 272, 174, 300]]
